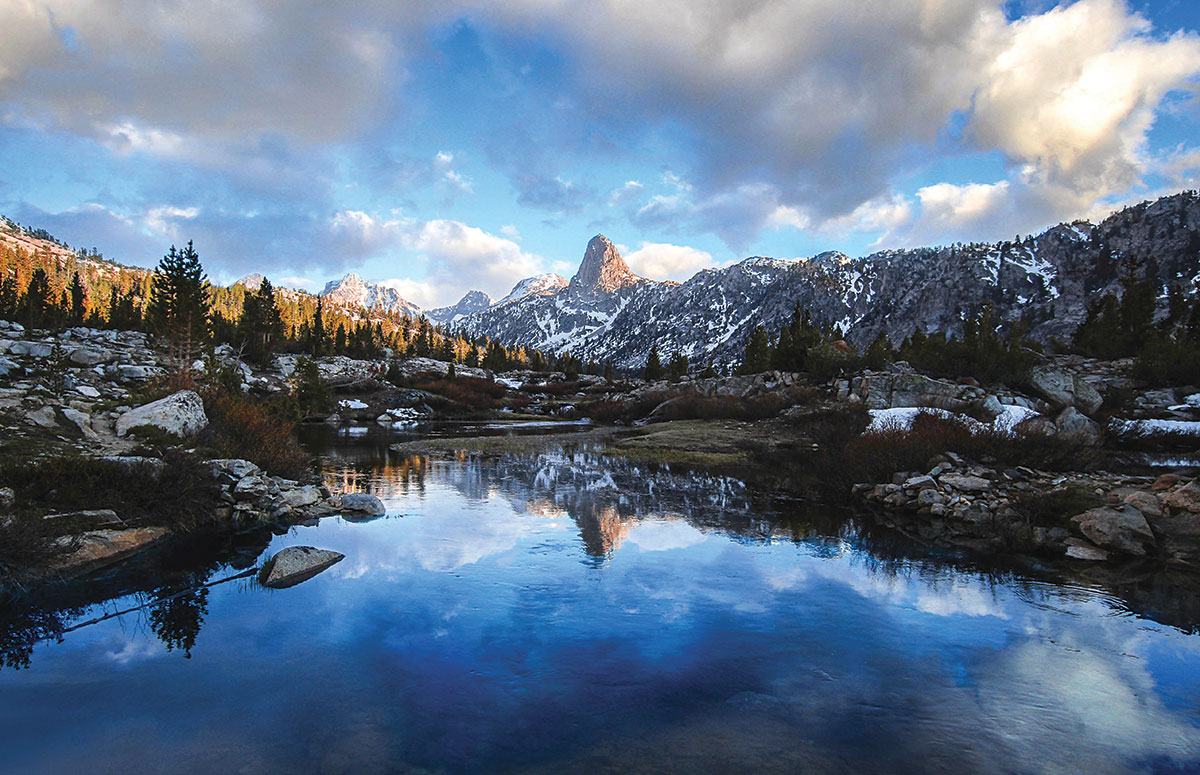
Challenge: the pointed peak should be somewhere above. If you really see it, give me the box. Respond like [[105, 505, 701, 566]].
[[236, 273, 265, 290], [572, 235, 639, 293]]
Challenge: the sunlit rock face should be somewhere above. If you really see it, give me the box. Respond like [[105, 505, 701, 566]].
[[451, 192, 1200, 369], [320, 273, 423, 317]]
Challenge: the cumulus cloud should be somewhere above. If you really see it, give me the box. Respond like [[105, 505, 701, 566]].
[[3, 0, 1199, 261], [406, 219, 544, 298], [485, 0, 1200, 247], [623, 241, 717, 281]]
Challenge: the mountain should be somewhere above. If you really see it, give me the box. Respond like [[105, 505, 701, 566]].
[[320, 273, 422, 317], [450, 192, 1200, 370], [426, 290, 493, 326], [235, 273, 265, 290], [496, 273, 568, 306], [458, 235, 667, 357]]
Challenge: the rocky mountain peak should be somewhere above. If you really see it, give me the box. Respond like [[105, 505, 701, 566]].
[[571, 235, 639, 293], [320, 272, 420, 317], [236, 273, 265, 290]]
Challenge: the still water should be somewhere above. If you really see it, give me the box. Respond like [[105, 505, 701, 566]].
[[1, 427, 1198, 774]]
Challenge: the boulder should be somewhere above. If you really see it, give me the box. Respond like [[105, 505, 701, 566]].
[[209, 458, 261, 480], [1071, 505, 1156, 556], [281, 486, 322, 509], [1028, 363, 1102, 415], [259, 546, 344, 589], [115, 390, 208, 438], [9, 341, 54, 358], [1162, 481, 1200, 513], [75, 385, 101, 399], [340, 492, 387, 518], [233, 475, 271, 502], [60, 407, 98, 439], [25, 406, 58, 429], [52, 527, 169, 578], [1055, 406, 1101, 443], [68, 347, 111, 366]]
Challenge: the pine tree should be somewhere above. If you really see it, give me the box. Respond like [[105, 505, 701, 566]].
[[643, 346, 664, 381], [19, 268, 50, 329], [69, 272, 86, 325], [147, 241, 210, 369], [740, 325, 771, 374]]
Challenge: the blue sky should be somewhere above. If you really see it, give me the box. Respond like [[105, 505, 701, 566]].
[[2, 0, 1199, 307]]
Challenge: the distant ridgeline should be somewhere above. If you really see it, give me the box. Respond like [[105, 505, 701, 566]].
[[3, 190, 1200, 377], [0, 221, 586, 374], [445, 191, 1200, 372]]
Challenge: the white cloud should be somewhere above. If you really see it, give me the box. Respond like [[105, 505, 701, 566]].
[[623, 241, 717, 281], [500, 224, 521, 240], [144, 205, 199, 237]]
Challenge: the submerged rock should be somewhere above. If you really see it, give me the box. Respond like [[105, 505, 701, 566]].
[[115, 390, 208, 438], [259, 546, 344, 589]]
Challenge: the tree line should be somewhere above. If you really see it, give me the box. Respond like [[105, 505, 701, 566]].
[[0, 234, 601, 375]]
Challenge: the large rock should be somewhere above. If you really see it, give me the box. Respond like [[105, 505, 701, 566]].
[[60, 407, 98, 439], [115, 390, 208, 438], [25, 406, 58, 428], [340, 492, 387, 518], [68, 347, 112, 366], [1028, 364, 1103, 415], [856, 372, 963, 411], [1054, 406, 1101, 443], [1071, 505, 1156, 556], [259, 546, 344, 589], [1162, 481, 1200, 513], [52, 527, 169, 578]]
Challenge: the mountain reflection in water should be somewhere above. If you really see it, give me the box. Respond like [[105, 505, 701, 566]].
[[0, 432, 1197, 775]]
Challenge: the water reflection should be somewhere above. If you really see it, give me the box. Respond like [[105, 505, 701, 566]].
[[0, 436, 1198, 774]]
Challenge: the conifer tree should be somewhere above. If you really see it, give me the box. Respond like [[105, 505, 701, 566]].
[[68, 272, 86, 325], [147, 241, 210, 369], [643, 346, 664, 381]]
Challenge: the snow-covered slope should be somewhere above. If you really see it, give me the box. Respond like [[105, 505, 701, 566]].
[[450, 192, 1200, 370]]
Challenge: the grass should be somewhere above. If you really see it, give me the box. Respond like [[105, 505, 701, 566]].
[[583, 385, 817, 425], [389, 426, 621, 456], [807, 410, 1103, 496], [1012, 483, 1105, 529], [0, 451, 224, 587]]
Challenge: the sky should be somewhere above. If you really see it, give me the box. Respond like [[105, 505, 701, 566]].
[[1, 0, 1199, 308]]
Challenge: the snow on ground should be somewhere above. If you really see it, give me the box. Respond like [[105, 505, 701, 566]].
[[495, 377, 524, 389], [867, 404, 1039, 433], [338, 399, 369, 410], [1111, 418, 1200, 436]]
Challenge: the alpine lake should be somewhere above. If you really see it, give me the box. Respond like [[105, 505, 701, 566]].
[[1, 421, 1198, 774]]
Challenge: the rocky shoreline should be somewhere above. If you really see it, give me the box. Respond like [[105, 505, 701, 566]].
[[855, 454, 1200, 568]]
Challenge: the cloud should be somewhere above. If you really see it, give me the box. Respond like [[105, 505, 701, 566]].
[[514, 173, 589, 213], [623, 241, 717, 281], [3, 0, 1199, 262], [404, 218, 545, 305], [485, 0, 1200, 246], [968, 0, 1200, 201]]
